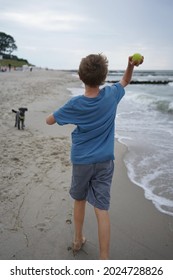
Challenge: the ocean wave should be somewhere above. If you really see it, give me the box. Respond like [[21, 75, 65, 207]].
[[124, 151, 173, 217], [125, 90, 173, 115], [116, 77, 173, 218], [151, 100, 173, 114]]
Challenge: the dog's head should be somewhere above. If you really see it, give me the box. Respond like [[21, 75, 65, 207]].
[[18, 108, 28, 116], [18, 107, 28, 112]]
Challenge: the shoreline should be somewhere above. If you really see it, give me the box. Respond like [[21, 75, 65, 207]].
[[110, 140, 173, 259], [0, 70, 173, 260]]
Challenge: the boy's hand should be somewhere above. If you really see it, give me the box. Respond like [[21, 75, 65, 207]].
[[129, 55, 144, 67], [120, 55, 144, 87], [46, 113, 56, 125]]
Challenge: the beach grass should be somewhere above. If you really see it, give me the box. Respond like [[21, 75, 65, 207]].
[[0, 59, 31, 67]]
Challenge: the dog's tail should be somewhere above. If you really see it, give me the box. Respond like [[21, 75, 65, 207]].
[[12, 109, 17, 113]]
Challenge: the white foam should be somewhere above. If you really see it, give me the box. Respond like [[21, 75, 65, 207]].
[[168, 101, 173, 112], [123, 147, 173, 217]]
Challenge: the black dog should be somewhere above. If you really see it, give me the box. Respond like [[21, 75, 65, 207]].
[[12, 107, 28, 130]]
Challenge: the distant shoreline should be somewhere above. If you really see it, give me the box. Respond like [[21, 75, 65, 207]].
[[106, 80, 173, 84]]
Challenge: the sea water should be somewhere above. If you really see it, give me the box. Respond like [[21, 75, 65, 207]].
[[69, 70, 173, 217]]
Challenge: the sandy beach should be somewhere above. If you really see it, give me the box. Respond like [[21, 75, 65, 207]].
[[0, 69, 173, 260]]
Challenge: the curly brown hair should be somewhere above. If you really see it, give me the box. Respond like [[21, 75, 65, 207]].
[[78, 54, 108, 87]]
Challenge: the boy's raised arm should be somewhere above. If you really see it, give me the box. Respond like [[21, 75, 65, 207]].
[[120, 56, 144, 88]]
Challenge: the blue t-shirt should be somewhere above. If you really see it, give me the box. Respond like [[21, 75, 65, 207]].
[[53, 82, 125, 164]]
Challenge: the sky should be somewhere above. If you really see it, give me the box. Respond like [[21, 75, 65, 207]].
[[0, 0, 173, 70]]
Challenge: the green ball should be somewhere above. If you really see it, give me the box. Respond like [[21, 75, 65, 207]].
[[132, 53, 142, 62]]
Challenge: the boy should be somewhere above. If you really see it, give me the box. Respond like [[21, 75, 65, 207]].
[[46, 54, 143, 259]]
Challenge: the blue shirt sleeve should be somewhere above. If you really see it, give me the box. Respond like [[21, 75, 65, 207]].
[[53, 99, 75, 125], [111, 82, 125, 104]]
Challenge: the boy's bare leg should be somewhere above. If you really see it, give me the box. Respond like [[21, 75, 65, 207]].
[[73, 199, 86, 249], [94, 207, 110, 259]]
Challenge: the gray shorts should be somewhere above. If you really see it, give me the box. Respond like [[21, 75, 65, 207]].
[[70, 160, 114, 210]]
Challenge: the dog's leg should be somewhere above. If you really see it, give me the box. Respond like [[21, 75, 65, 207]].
[[16, 112, 20, 129], [21, 119, 24, 129], [15, 115, 17, 127]]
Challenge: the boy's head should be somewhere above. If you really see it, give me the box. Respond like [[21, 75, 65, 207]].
[[78, 54, 108, 87]]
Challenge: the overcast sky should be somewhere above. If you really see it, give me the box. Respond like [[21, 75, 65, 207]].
[[1, 0, 173, 70]]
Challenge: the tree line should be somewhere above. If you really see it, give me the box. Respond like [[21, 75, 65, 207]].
[[0, 32, 17, 56], [0, 31, 29, 64]]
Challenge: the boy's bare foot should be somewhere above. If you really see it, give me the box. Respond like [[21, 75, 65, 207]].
[[72, 237, 86, 252]]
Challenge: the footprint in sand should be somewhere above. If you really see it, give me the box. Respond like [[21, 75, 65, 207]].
[[35, 222, 48, 232]]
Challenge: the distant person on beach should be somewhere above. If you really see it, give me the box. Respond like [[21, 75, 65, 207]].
[[46, 53, 144, 259]]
